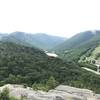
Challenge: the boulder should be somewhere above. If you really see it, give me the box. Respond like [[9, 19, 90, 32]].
[[0, 84, 99, 100]]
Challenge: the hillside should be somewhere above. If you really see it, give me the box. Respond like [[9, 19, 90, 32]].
[[54, 31, 95, 51], [79, 45, 100, 64], [1, 31, 66, 49], [54, 30, 100, 62], [0, 33, 8, 40], [0, 42, 100, 93]]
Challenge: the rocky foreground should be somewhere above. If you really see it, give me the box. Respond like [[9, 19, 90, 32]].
[[0, 84, 100, 100]]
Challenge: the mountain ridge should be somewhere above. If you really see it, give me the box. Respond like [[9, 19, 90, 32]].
[[53, 30, 100, 61], [0, 31, 66, 50], [54, 30, 100, 51]]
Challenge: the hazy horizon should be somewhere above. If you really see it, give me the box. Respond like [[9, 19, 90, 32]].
[[0, 0, 100, 37], [0, 30, 98, 38]]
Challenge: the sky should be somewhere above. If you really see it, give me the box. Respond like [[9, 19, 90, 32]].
[[0, 0, 100, 37]]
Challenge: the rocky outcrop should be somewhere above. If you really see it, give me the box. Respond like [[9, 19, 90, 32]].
[[0, 84, 99, 100]]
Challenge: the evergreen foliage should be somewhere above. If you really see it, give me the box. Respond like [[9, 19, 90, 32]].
[[0, 42, 99, 93]]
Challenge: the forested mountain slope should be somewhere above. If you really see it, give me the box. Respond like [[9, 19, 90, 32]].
[[54, 30, 100, 61], [1, 32, 66, 49], [55, 31, 95, 51], [0, 42, 100, 93]]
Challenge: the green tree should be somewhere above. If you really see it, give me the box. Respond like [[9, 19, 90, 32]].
[[46, 76, 58, 90], [7, 74, 16, 83], [0, 88, 10, 100], [0, 88, 18, 100]]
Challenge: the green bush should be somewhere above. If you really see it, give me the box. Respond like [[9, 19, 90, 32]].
[[0, 88, 18, 100], [0, 87, 10, 100], [32, 76, 59, 91]]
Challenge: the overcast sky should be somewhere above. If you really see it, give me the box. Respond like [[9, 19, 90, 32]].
[[0, 0, 100, 37]]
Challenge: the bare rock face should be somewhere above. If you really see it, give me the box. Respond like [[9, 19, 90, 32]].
[[55, 85, 96, 100], [96, 94, 100, 100], [0, 84, 99, 100]]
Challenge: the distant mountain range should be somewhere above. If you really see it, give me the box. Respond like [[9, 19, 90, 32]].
[[0, 31, 66, 50], [0, 33, 8, 40], [1, 30, 100, 62]]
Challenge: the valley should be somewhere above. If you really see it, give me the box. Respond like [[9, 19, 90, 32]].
[[1, 0, 100, 99], [0, 30, 100, 99]]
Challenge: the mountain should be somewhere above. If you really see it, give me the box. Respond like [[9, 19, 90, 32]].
[[54, 30, 100, 51], [54, 30, 100, 61], [0, 42, 100, 93], [0, 33, 8, 40], [1, 31, 66, 49]]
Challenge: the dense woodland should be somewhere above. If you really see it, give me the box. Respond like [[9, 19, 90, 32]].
[[55, 31, 100, 62], [0, 42, 100, 93]]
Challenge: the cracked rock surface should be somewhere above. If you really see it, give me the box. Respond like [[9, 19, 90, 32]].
[[0, 84, 99, 100]]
